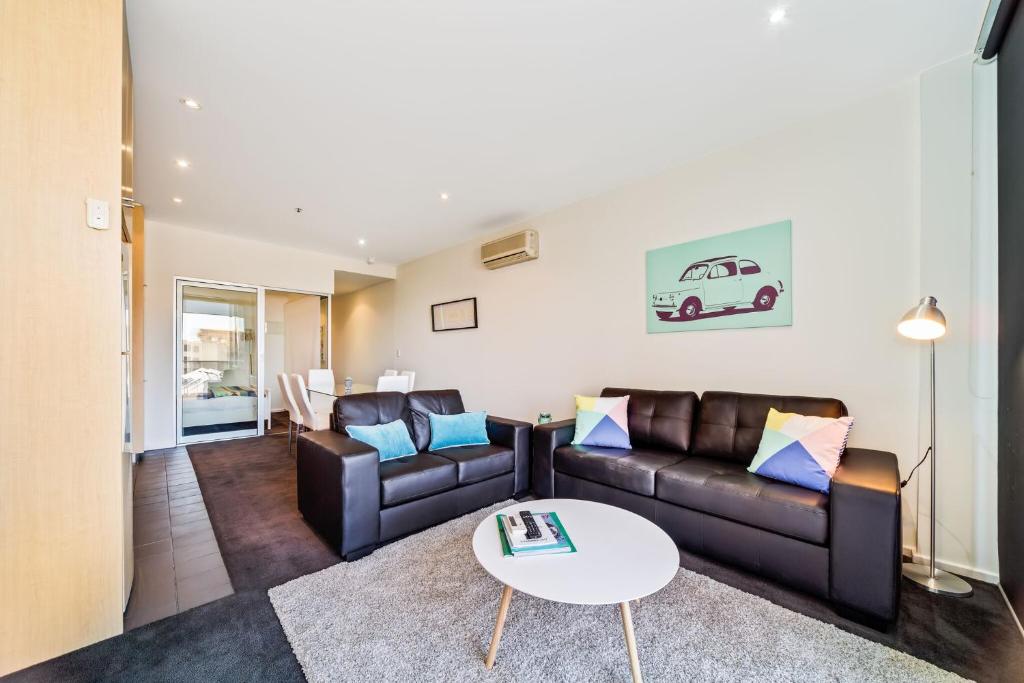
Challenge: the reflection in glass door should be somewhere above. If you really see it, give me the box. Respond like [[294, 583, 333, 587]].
[[176, 281, 262, 443]]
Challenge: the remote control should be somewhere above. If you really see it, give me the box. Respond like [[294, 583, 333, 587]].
[[519, 511, 542, 540]]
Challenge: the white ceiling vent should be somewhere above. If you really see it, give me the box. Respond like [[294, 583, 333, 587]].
[[481, 229, 539, 270]]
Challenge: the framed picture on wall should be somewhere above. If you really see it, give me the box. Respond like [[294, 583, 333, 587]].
[[431, 297, 478, 332], [646, 219, 793, 333]]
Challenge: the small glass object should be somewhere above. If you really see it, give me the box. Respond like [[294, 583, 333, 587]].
[[344, 377, 354, 395], [538, 412, 552, 424]]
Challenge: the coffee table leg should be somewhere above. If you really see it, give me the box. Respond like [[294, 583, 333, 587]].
[[485, 585, 514, 670], [619, 601, 643, 683]]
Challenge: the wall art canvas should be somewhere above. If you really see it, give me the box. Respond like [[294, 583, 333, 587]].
[[431, 297, 478, 332], [646, 220, 792, 333]]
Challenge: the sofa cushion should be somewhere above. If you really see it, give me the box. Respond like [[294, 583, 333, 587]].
[[344, 419, 418, 461], [601, 388, 698, 454], [334, 391, 413, 435], [379, 453, 458, 507], [692, 391, 847, 464], [553, 444, 685, 496], [430, 444, 514, 485], [428, 411, 490, 451], [407, 389, 466, 452], [572, 395, 631, 448], [655, 456, 829, 544], [748, 408, 855, 493]]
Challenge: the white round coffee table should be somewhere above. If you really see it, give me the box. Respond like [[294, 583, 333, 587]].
[[471, 499, 679, 682]]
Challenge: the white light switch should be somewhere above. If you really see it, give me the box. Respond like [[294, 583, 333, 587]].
[[86, 198, 110, 230]]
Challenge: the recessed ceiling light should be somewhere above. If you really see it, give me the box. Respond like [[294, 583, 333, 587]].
[[440, 192, 449, 201], [175, 159, 191, 169], [179, 97, 201, 110], [768, 7, 787, 24], [172, 197, 183, 204], [358, 238, 366, 246]]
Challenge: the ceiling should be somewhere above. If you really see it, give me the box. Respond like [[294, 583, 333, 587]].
[[127, 0, 986, 265], [333, 270, 391, 295]]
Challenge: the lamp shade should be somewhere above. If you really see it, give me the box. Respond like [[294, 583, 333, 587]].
[[897, 296, 946, 340]]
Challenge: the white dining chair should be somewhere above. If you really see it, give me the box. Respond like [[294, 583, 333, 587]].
[[384, 368, 398, 376], [308, 368, 335, 392], [400, 370, 416, 391], [292, 373, 331, 433], [376, 375, 411, 393], [278, 373, 303, 454]]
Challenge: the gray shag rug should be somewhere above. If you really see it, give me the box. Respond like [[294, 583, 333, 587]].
[[269, 502, 964, 682]]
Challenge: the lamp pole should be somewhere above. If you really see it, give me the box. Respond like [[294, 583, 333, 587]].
[[899, 297, 972, 596], [929, 339, 936, 580]]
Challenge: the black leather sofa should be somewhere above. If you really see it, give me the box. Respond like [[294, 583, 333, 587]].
[[297, 389, 531, 560], [533, 388, 902, 623]]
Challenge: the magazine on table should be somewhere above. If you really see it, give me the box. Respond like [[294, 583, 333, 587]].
[[496, 511, 576, 557]]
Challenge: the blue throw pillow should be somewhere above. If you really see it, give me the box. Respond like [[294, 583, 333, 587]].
[[428, 411, 490, 450], [345, 420, 417, 461]]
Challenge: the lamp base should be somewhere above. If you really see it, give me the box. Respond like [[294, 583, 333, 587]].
[[902, 562, 973, 597]]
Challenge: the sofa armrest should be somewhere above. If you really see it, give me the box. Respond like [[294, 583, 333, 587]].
[[830, 447, 902, 622], [487, 416, 533, 496], [531, 419, 576, 498], [297, 429, 381, 559]]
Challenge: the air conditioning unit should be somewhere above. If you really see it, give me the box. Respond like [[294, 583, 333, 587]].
[[481, 229, 539, 270]]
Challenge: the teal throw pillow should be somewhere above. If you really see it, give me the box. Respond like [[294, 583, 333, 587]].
[[428, 411, 490, 450], [345, 420, 417, 461]]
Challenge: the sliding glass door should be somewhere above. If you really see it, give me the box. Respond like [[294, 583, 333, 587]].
[[176, 280, 264, 443]]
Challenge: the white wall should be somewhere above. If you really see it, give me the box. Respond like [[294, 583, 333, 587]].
[[381, 83, 925, 549], [913, 55, 999, 581], [969, 58, 999, 580], [344, 72, 1001, 580], [284, 295, 323, 381], [265, 293, 287, 411], [332, 280, 397, 385], [143, 221, 395, 450]]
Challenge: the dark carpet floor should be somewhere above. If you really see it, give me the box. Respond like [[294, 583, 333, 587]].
[[680, 551, 1024, 682], [186, 436, 338, 591], [7, 434, 1023, 682]]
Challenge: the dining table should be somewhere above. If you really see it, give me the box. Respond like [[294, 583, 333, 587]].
[[308, 382, 376, 398], [306, 381, 376, 414]]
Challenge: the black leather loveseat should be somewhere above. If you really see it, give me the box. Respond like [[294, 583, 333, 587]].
[[533, 388, 901, 623], [297, 389, 531, 560]]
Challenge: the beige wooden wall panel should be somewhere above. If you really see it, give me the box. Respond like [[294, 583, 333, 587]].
[[0, 0, 126, 674]]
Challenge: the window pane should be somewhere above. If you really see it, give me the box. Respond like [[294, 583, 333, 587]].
[[180, 285, 258, 439], [739, 260, 761, 275]]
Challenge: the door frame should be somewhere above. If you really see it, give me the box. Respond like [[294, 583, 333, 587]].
[[174, 278, 264, 445], [173, 277, 332, 445]]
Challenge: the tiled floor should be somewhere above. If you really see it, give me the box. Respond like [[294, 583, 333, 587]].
[[124, 446, 233, 630]]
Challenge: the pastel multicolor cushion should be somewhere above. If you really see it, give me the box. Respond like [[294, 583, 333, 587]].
[[747, 408, 854, 493], [572, 395, 631, 449]]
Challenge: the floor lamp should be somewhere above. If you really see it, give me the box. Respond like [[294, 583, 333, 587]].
[[897, 296, 973, 597]]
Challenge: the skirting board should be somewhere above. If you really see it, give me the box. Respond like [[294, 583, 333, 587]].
[[902, 544, 1000, 584], [999, 584, 1024, 641]]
